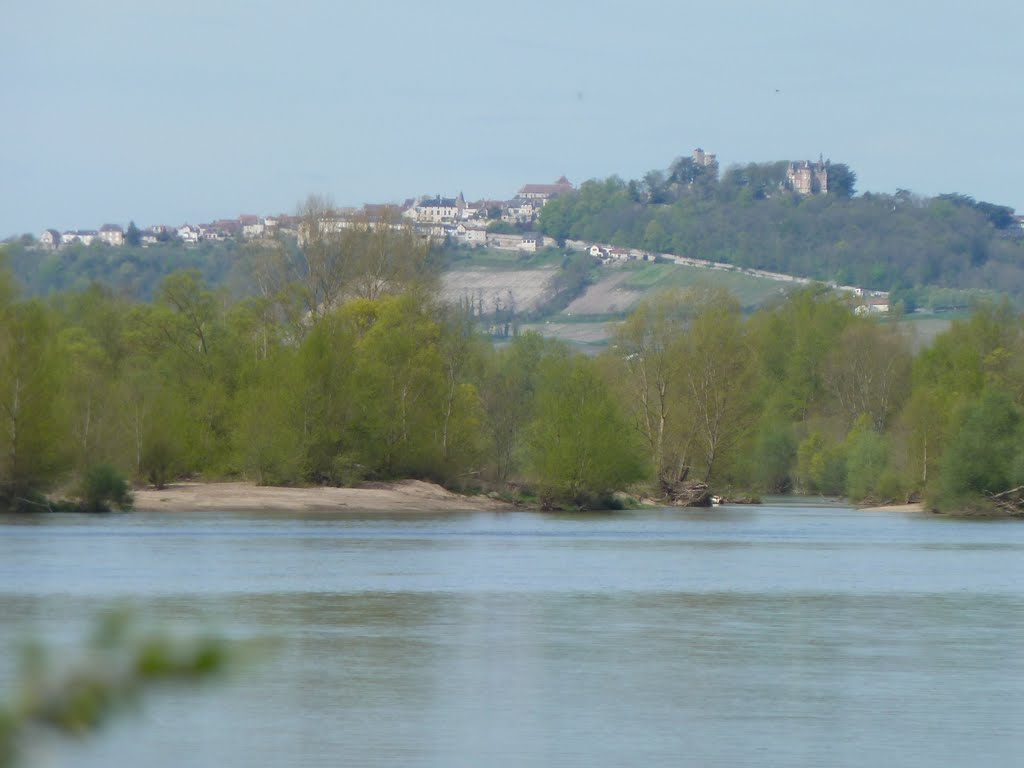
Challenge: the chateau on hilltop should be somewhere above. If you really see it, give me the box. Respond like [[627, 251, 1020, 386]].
[[787, 157, 829, 195]]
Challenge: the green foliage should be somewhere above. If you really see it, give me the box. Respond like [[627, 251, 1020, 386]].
[[536, 157, 1024, 298], [750, 421, 797, 492], [525, 353, 647, 506], [844, 417, 889, 502], [0, 300, 69, 508], [76, 464, 134, 512], [937, 388, 1024, 507], [8, 232, 1024, 512], [0, 610, 238, 767], [797, 432, 847, 496]]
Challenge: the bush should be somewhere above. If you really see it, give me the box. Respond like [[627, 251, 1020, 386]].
[[77, 465, 133, 513]]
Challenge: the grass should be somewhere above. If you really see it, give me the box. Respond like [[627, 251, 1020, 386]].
[[616, 262, 792, 309]]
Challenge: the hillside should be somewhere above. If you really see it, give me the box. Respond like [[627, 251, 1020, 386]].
[[538, 159, 1024, 309]]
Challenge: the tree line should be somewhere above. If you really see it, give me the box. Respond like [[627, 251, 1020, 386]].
[[4, 216, 1024, 513], [538, 159, 1024, 305]]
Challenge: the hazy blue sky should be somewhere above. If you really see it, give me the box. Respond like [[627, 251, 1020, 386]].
[[3, 0, 1022, 237]]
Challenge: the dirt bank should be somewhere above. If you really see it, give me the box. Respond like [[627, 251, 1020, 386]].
[[132, 480, 512, 513]]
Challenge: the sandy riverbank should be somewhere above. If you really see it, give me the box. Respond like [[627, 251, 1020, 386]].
[[132, 480, 513, 513], [859, 502, 926, 513]]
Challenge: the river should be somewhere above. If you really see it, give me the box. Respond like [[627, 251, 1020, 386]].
[[2, 500, 1023, 767]]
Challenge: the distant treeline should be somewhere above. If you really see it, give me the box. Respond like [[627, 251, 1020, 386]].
[[538, 157, 1024, 305], [6, 217, 1024, 514]]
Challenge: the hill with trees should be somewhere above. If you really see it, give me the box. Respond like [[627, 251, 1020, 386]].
[[538, 157, 1024, 308]]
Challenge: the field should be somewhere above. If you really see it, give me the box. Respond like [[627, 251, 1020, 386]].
[[441, 266, 558, 314], [441, 249, 805, 346], [441, 249, 965, 349]]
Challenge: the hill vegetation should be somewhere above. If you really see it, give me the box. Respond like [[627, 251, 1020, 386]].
[[538, 158, 1024, 309], [4, 225, 1024, 514]]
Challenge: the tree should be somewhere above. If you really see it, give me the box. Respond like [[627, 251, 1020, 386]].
[[294, 195, 350, 321], [126, 220, 142, 247], [0, 301, 67, 507], [678, 291, 756, 483], [480, 332, 547, 482], [938, 388, 1024, 506], [824, 321, 912, 431], [613, 292, 688, 485], [340, 213, 438, 301], [826, 163, 856, 198], [525, 354, 647, 506]]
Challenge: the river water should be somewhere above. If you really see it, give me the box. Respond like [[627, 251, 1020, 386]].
[[2, 500, 1023, 767]]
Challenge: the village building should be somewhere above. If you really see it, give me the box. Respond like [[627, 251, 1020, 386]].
[[454, 223, 488, 245], [38, 229, 61, 249], [517, 176, 573, 203], [177, 224, 200, 244], [692, 147, 718, 169], [403, 193, 466, 224], [502, 197, 542, 224], [98, 224, 124, 247], [62, 230, 98, 246], [486, 232, 545, 252], [855, 296, 891, 315]]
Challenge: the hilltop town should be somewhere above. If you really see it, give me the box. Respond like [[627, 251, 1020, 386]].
[[20, 147, 1024, 328], [31, 150, 883, 255]]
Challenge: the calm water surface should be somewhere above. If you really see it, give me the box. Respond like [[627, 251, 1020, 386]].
[[2, 500, 1023, 767]]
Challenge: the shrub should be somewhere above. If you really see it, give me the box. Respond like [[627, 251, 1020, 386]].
[[77, 465, 133, 513]]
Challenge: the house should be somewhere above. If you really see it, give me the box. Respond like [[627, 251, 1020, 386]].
[[607, 247, 631, 260], [177, 224, 200, 244], [487, 232, 522, 250], [471, 200, 506, 221], [502, 197, 541, 224], [403, 193, 466, 224], [98, 224, 124, 247], [454, 223, 488, 245], [62, 230, 98, 246], [855, 297, 890, 315], [517, 176, 573, 202], [38, 229, 61, 249], [199, 224, 230, 242], [589, 245, 607, 258], [518, 233, 543, 252]]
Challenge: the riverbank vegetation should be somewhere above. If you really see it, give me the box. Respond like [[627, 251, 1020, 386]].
[[3, 223, 1024, 514]]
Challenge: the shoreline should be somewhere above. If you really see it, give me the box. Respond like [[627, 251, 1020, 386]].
[[131, 480, 514, 513], [130, 483, 936, 515], [858, 502, 926, 513]]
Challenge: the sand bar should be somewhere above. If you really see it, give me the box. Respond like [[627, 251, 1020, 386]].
[[859, 502, 926, 513], [133, 480, 512, 513]]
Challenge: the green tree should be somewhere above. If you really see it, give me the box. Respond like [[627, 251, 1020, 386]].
[[479, 332, 548, 482], [937, 388, 1024, 507], [612, 291, 688, 485], [125, 220, 142, 247], [844, 416, 890, 502], [0, 301, 68, 507], [826, 163, 856, 198], [525, 353, 647, 506]]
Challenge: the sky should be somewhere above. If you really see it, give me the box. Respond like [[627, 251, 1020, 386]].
[[2, 0, 1022, 237]]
